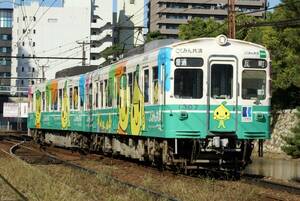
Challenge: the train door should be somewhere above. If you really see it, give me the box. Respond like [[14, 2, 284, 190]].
[[208, 58, 238, 133]]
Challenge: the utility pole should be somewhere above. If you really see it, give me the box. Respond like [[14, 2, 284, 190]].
[[77, 41, 90, 66], [228, 0, 236, 39]]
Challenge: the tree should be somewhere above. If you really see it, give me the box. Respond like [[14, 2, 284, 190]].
[[282, 107, 300, 158], [145, 31, 166, 43], [100, 44, 123, 61], [178, 17, 226, 40]]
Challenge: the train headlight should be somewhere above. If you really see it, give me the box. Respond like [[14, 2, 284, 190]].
[[216, 35, 228, 46]]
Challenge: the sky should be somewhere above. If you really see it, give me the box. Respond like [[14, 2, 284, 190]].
[[0, 0, 282, 9]]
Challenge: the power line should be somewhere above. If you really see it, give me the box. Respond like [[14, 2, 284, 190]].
[[13, 0, 45, 49], [0, 55, 86, 60], [17, 0, 58, 45], [241, 18, 300, 28]]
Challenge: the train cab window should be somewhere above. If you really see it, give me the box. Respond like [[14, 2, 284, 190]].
[[74, 86, 79, 110], [152, 66, 159, 104], [144, 69, 149, 103], [69, 87, 73, 110], [242, 70, 266, 100], [100, 82, 104, 108], [211, 64, 233, 99], [59, 89, 62, 111], [174, 69, 203, 99]]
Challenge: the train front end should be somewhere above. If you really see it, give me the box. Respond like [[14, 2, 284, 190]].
[[163, 35, 271, 171]]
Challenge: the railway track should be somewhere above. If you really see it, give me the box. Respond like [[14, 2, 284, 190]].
[[242, 174, 300, 195], [7, 140, 181, 201], [0, 173, 29, 201], [1, 136, 299, 200]]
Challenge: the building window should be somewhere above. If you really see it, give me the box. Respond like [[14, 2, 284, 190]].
[[0, 10, 13, 28], [22, 42, 25, 46], [32, 68, 35, 72], [166, 3, 188, 9], [48, 18, 58, 23], [0, 58, 11, 66], [33, 29, 36, 34], [130, 0, 135, 4], [22, 67, 24, 72], [0, 34, 12, 40], [23, 29, 26, 34], [32, 42, 36, 47], [166, 24, 179, 29], [0, 47, 11, 53]]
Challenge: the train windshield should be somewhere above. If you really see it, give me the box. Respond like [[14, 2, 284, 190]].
[[174, 69, 203, 99], [211, 64, 233, 99], [242, 70, 266, 100]]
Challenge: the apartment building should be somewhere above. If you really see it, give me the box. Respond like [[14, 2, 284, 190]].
[[149, 0, 267, 38], [0, 8, 13, 93]]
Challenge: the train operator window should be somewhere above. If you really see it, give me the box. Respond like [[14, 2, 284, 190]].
[[211, 64, 233, 99], [174, 69, 203, 99], [242, 70, 266, 100]]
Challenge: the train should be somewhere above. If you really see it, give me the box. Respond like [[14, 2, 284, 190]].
[[28, 35, 271, 173]]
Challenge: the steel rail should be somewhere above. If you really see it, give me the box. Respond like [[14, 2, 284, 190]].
[[242, 174, 300, 195]]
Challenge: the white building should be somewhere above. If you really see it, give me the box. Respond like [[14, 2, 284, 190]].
[[90, 0, 113, 65], [115, 0, 146, 50], [11, 0, 113, 88]]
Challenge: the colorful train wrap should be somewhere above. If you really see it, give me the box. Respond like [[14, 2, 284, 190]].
[[28, 35, 271, 172]]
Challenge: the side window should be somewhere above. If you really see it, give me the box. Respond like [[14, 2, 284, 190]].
[[152, 66, 159, 104], [42, 91, 45, 111], [59, 89, 63, 111], [74, 86, 78, 110], [108, 78, 112, 107], [80, 87, 84, 109], [52, 89, 58, 111], [144, 69, 149, 103], [95, 82, 99, 109], [100, 81, 103, 108], [89, 83, 93, 109], [69, 87, 73, 110], [104, 80, 108, 107], [128, 73, 133, 103]]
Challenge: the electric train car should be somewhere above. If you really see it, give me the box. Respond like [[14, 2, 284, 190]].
[[28, 35, 271, 172]]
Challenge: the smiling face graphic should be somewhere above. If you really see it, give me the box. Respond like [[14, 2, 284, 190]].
[[213, 102, 230, 128]]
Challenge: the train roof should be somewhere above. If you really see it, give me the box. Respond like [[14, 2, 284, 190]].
[[32, 35, 268, 90]]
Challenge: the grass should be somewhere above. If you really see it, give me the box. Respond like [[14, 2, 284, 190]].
[[0, 153, 165, 201], [0, 152, 299, 201]]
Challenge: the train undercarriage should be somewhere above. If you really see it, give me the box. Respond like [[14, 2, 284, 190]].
[[30, 129, 253, 176]]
